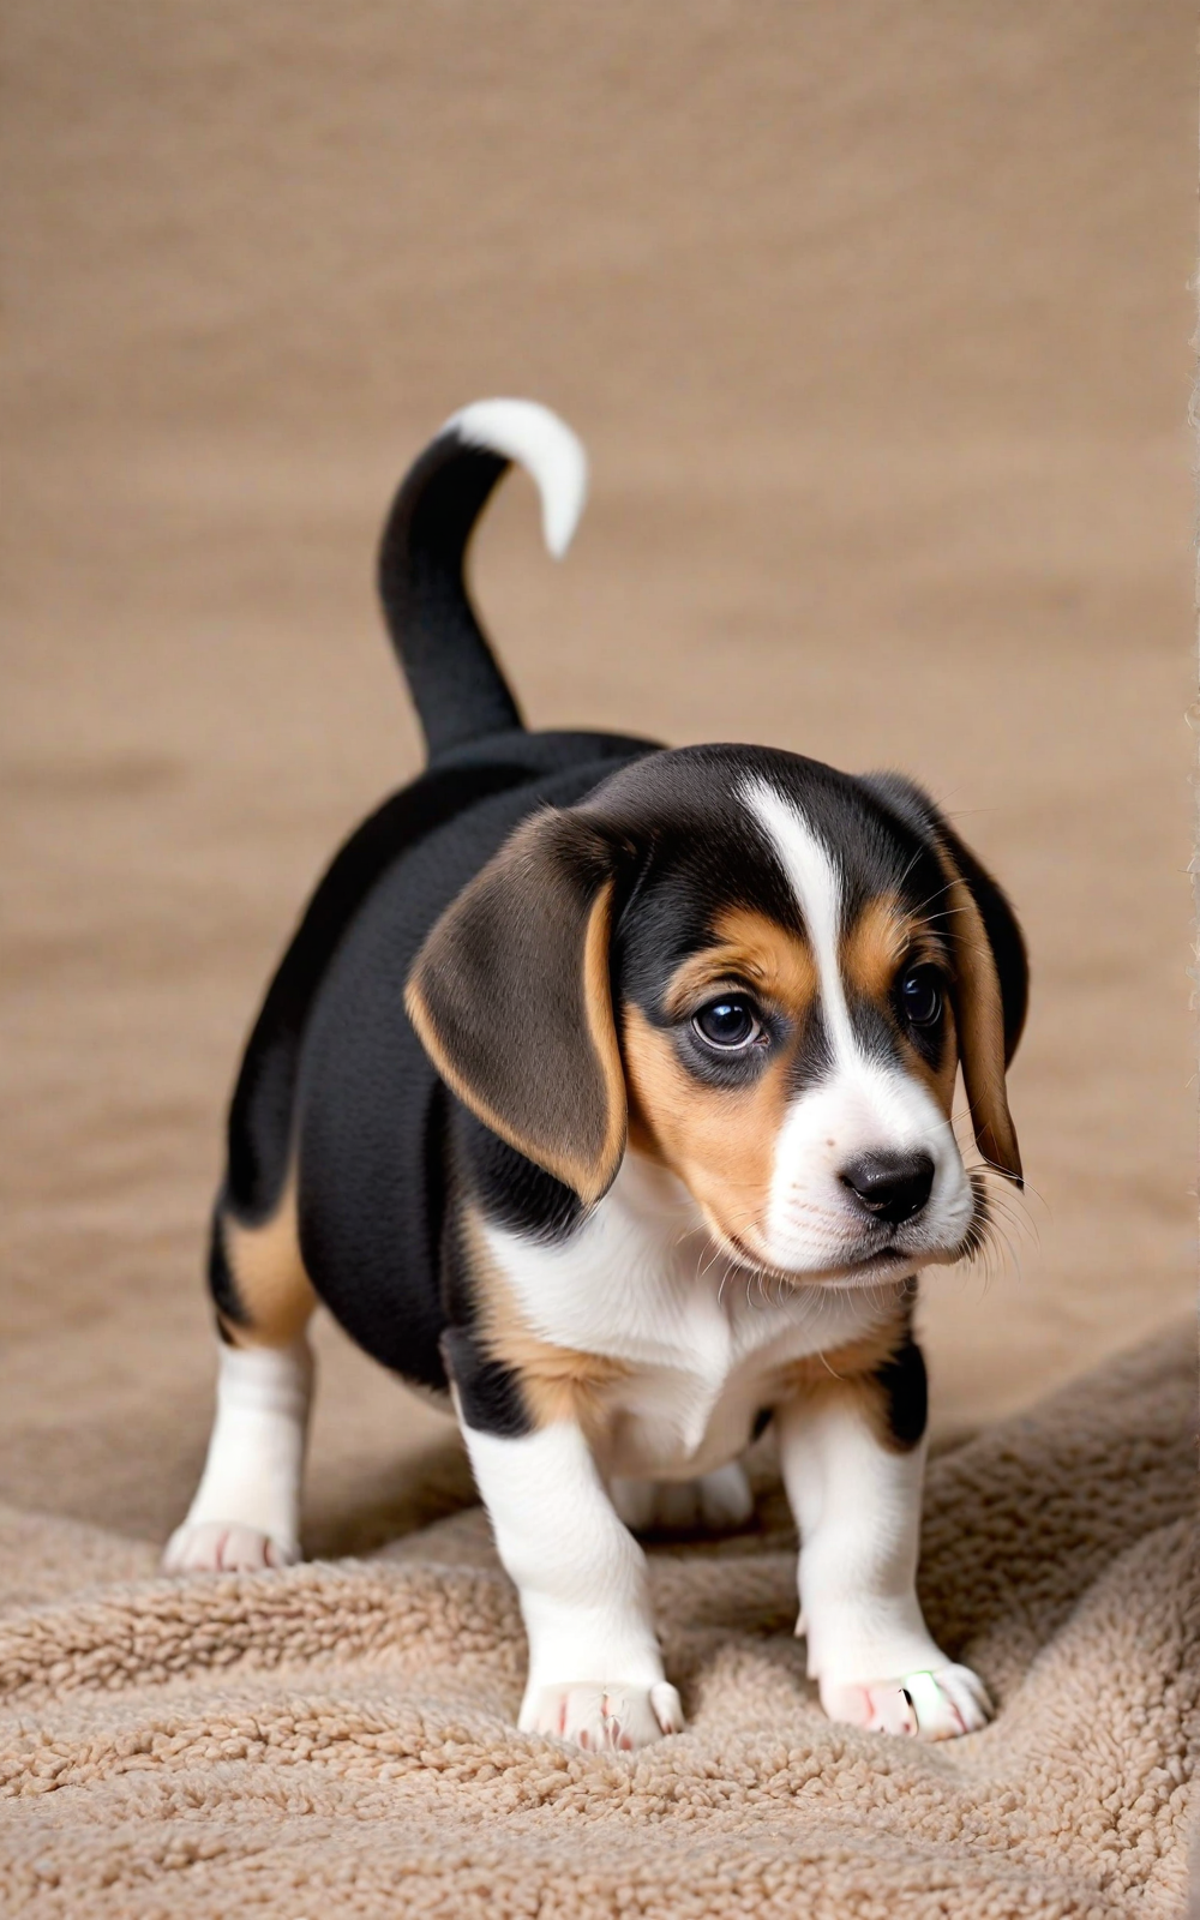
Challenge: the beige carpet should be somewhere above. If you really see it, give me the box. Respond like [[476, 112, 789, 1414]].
[[0, 1326, 1195, 1918]]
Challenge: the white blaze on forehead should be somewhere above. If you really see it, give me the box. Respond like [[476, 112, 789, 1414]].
[[739, 776, 973, 1276], [740, 777, 856, 1064]]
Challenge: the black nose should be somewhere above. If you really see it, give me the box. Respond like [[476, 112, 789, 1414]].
[[839, 1151, 935, 1227]]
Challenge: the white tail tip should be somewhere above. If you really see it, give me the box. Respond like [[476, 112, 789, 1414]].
[[442, 398, 588, 559]]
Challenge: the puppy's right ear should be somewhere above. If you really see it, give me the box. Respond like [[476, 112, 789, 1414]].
[[861, 772, 1027, 1187], [405, 809, 628, 1207]]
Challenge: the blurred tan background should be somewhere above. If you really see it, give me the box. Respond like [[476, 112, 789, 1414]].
[[1, 2, 1194, 1553]]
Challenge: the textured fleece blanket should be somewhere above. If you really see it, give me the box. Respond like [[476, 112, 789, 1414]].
[[0, 1325, 1195, 1919]]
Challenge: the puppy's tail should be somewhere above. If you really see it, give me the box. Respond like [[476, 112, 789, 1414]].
[[378, 398, 588, 763]]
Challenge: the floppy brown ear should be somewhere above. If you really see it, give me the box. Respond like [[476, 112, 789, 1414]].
[[860, 774, 1026, 1187], [405, 809, 627, 1206], [938, 856, 1024, 1186]]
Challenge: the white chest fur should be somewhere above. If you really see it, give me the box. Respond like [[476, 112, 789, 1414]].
[[477, 1154, 906, 1481]]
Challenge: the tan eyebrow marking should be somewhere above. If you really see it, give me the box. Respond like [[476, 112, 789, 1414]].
[[840, 892, 948, 1003], [839, 891, 956, 1112], [662, 906, 817, 1023]]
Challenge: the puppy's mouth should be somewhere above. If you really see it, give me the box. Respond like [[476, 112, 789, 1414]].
[[721, 1228, 916, 1288], [721, 1211, 983, 1290]]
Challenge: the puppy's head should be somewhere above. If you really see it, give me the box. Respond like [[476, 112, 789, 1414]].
[[407, 747, 1026, 1285]]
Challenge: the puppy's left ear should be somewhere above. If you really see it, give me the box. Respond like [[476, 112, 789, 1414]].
[[406, 808, 628, 1206], [862, 773, 1027, 1187]]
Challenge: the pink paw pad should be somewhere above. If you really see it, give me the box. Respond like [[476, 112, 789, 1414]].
[[821, 1664, 991, 1741], [521, 1681, 684, 1752], [162, 1521, 297, 1575]]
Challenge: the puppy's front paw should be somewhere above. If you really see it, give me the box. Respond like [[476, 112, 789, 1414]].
[[820, 1663, 991, 1740], [520, 1681, 684, 1751], [162, 1520, 298, 1574]]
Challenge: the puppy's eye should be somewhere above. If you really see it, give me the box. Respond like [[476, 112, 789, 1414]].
[[898, 966, 944, 1029], [692, 998, 763, 1051]]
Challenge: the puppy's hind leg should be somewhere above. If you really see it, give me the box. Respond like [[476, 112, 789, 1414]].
[[164, 1183, 316, 1574], [610, 1462, 754, 1534]]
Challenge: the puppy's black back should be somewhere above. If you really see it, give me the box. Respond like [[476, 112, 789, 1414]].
[[219, 731, 652, 1385]]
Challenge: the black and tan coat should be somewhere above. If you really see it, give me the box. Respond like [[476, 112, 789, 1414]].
[[167, 400, 1026, 1753]]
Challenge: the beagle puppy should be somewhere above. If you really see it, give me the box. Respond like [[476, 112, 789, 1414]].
[[166, 399, 1026, 1753]]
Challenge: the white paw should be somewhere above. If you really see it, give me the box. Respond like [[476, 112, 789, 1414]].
[[520, 1681, 685, 1751], [162, 1520, 298, 1574], [820, 1663, 991, 1740], [610, 1462, 754, 1533]]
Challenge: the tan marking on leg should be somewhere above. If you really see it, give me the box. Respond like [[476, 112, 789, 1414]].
[[777, 1317, 902, 1391], [460, 1205, 630, 1437], [222, 1175, 316, 1348], [774, 1308, 917, 1454]]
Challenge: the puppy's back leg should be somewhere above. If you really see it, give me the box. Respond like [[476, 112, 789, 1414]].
[[164, 1178, 316, 1574]]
